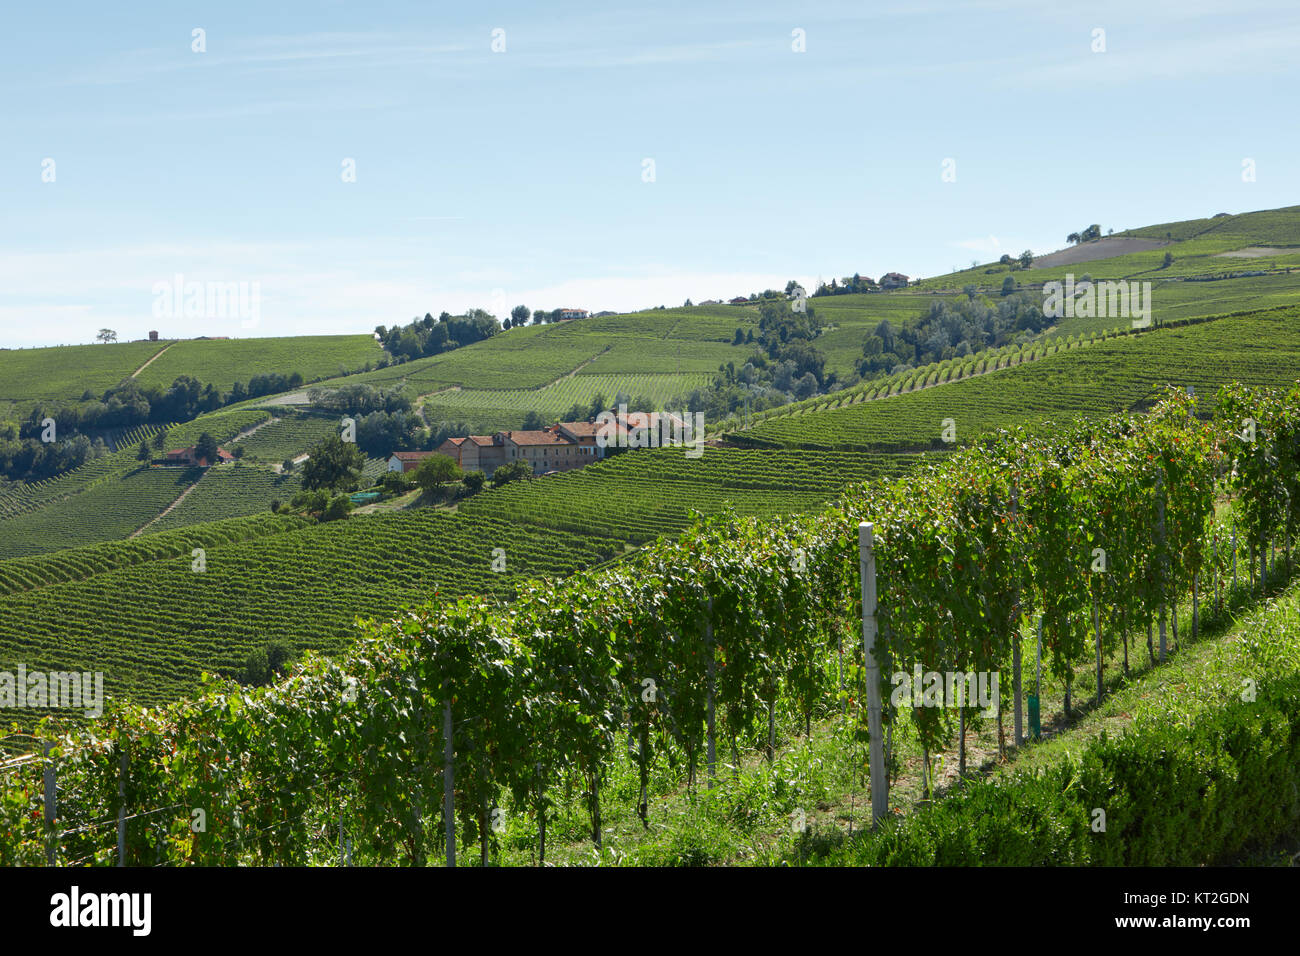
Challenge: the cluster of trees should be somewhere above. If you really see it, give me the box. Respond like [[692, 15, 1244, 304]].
[[857, 290, 1047, 377], [238, 642, 299, 688], [303, 385, 428, 459], [812, 274, 877, 296], [683, 300, 837, 421], [374, 311, 501, 363], [996, 250, 1035, 270], [1066, 225, 1106, 245], [0, 427, 110, 483], [288, 488, 355, 523], [306, 384, 411, 417], [1, 371, 316, 482], [549, 391, 656, 428], [380, 453, 527, 507]]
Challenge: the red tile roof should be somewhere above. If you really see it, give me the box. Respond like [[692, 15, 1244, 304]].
[[504, 430, 568, 446]]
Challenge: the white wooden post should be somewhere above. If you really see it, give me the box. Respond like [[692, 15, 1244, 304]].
[[859, 523, 887, 826]]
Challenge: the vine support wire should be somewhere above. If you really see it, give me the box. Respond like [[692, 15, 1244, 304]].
[[859, 522, 886, 827]]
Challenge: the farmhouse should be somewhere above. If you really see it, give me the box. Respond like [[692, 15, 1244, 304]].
[[728, 296, 750, 305], [387, 451, 438, 474], [556, 308, 589, 320], [879, 272, 910, 289], [165, 446, 234, 467], [391, 420, 611, 480]]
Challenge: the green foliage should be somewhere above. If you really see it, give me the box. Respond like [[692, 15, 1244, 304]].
[[413, 454, 463, 492], [3, 387, 1278, 865], [240, 641, 299, 687], [490, 460, 533, 487], [194, 432, 219, 466], [809, 666, 1300, 866], [300, 436, 365, 492], [322, 495, 354, 522]]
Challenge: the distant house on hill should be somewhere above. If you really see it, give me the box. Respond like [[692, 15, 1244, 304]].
[[880, 272, 910, 289], [148, 330, 159, 341], [165, 445, 234, 467], [556, 308, 588, 320], [728, 296, 750, 305]]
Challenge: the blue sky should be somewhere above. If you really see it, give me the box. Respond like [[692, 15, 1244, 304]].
[[3, 0, 1297, 347]]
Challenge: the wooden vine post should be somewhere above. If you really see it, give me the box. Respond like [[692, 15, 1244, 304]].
[[117, 743, 128, 867], [1012, 487, 1023, 746], [443, 697, 455, 868], [705, 596, 716, 789], [43, 741, 56, 867], [1156, 468, 1168, 662], [859, 523, 887, 826]]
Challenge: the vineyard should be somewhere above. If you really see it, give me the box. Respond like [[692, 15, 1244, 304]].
[[3, 382, 1296, 866], [459, 447, 929, 543], [733, 307, 1300, 450], [0, 410, 274, 558], [145, 464, 303, 533], [133, 335, 384, 394], [228, 411, 341, 463], [0, 466, 203, 560], [0, 509, 625, 711], [0, 513, 310, 597], [0, 340, 167, 404], [298, 308, 761, 400], [418, 373, 712, 431]]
